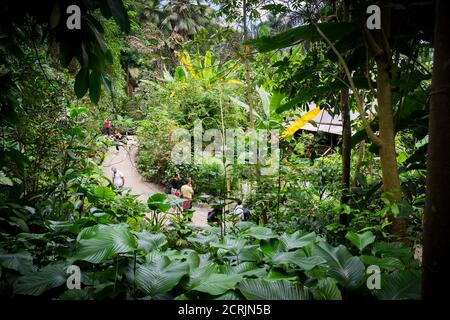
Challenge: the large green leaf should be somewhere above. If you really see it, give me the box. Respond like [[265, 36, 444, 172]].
[[272, 250, 326, 271], [238, 245, 265, 263], [214, 291, 243, 300], [182, 262, 219, 290], [361, 255, 404, 271], [221, 262, 267, 277], [241, 226, 277, 240], [187, 233, 219, 247], [135, 255, 189, 296], [75, 223, 137, 263], [251, 22, 358, 53], [371, 242, 413, 264], [311, 278, 342, 300], [375, 270, 421, 300], [279, 231, 317, 251], [260, 238, 285, 259], [192, 273, 242, 296], [14, 263, 67, 296], [147, 193, 171, 212], [0, 250, 33, 275], [93, 186, 115, 201], [238, 279, 310, 300], [345, 231, 376, 252], [313, 241, 365, 288], [265, 269, 298, 281], [210, 238, 247, 255], [134, 231, 167, 253]]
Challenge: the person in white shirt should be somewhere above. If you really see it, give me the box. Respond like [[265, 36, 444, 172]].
[[111, 167, 125, 189], [232, 199, 244, 221]]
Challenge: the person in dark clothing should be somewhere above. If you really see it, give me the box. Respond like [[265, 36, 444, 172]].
[[207, 207, 221, 224], [170, 174, 181, 196], [113, 131, 123, 151]]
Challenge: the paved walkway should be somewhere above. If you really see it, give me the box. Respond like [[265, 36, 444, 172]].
[[102, 135, 209, 227]]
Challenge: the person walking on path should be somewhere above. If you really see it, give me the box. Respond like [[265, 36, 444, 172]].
[[111, 166, 125, 189], [105, 119, 112, 136], [181, 179, 194, 212], [113, 130, 124, 151]]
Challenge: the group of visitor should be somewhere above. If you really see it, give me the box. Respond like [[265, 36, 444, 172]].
[[105, 118, 252, 224]]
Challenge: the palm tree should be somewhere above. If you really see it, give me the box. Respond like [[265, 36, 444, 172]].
[[160, 0, 214, 40], [132, 0, 164, 25]]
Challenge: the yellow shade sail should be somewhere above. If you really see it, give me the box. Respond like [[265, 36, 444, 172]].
[[281, 107, 321, 139]]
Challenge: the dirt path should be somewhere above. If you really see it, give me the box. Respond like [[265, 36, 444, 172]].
[[102, 135, 209, 227]]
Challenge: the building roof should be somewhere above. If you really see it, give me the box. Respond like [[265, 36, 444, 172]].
[[295, 103, 361, 136]]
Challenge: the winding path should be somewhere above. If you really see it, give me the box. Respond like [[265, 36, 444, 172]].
[[102, 135, 209, 227]]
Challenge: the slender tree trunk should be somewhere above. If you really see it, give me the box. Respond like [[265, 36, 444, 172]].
[[339, 0, 351, 226], [243, 0, 260, 183], [243, 0, 253, 128], [340, 86, 351, 225], [364, 0, 405, 239], [376, 58, 404, 238], [422, 0, 450, 300], [353, 141, 365, 187]]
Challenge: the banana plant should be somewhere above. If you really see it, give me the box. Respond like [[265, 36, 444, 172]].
[[172, 50, 243, 88]]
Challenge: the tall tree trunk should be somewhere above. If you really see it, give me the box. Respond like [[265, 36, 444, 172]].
[[340, 87, 351, 225], [365, 0, 405, 238], [422, 0, 450, 300], [353, 141, 365, 187], [339, 0, 351, 226], [243, 0, 260, 183], [376, 57, 405, 237]]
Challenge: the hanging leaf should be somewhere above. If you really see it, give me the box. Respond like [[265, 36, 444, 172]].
[[106, 0, 130, 33], [281, 107, 321, 139], [251, 22, 358, 53], [74, 68, 89, 98], [89, 71, 102, 104]]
